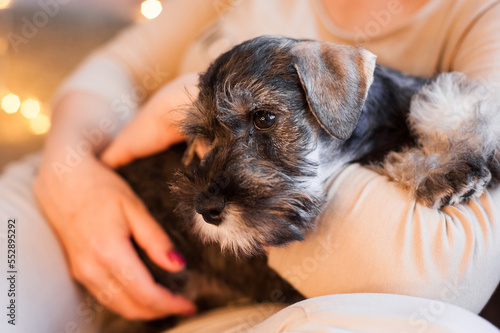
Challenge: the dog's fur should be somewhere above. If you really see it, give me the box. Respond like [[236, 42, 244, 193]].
[[171, 35, 500, 257], [115, 35, 500, 331], [114, 145, 303, 332]]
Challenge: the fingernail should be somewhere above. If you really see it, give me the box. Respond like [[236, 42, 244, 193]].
[[167, 249, 186, 266]]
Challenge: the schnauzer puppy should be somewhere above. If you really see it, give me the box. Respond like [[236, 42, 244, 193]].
[[172, 35, 500, 257], [116, 35, 500, 331], [116, 144, 303, 332]]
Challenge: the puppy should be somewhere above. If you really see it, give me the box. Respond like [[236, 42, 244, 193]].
[[171, 35, 500, 256], [115, 35, 500, 331], [116, 144, 303, 332]]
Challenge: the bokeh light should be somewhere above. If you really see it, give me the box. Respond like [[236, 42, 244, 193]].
[[2, 94, 21, 114], [20, 99, 41, 119], [141, 0, 162, 20], [0, 0, 11, 10], [29, 114, 51, 135]]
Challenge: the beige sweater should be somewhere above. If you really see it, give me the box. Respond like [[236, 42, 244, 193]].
[[56, 0, 500, 313], [104, 0, 500, 81]]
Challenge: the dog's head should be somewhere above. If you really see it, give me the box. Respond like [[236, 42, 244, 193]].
[[171, 35, 376, 256]]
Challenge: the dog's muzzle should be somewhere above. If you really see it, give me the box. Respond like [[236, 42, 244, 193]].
[[195, 193, 225, 225]]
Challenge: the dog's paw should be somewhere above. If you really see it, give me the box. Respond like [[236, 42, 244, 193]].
[[378, 149, 492, 209], [415, 155, 492, 209]]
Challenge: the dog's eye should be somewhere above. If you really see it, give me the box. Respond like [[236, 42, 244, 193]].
[[253, 111, 276, 130]]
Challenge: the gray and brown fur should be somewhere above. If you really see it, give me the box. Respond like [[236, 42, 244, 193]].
[[172, 35, 500, 256], [115, 144, 303, 332], [115, 35, 500, 331]]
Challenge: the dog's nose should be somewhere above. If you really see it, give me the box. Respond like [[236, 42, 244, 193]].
[[195, 195, 225, 226]]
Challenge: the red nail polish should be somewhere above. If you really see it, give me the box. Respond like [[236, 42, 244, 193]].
[[181, 308, 197, 316], [167, 249, 186, 266]]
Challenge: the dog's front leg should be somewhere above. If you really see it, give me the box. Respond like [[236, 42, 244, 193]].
[[377, 73, 500, 208]]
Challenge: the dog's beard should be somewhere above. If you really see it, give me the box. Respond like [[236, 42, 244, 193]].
[[191, 209, 264, 255], [170, 145, 324, 257]]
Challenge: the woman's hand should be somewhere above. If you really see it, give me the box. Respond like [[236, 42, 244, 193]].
[[34, 154, 195, 319], [101, 72, 199, 168], [34, 74, 199, 320]]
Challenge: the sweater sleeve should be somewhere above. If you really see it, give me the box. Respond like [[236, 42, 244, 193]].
[[267, 164, 500, 314], [268, 3, 500, 313], [450, 2, 500, 84], [52, 0, 231, 111]]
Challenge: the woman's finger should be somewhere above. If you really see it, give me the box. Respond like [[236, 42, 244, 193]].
[[101, 73, 199, 168], [124, 199, 187, 272], [79, 266, 164, 320], [103, 235, 197, 316], [100, 110, 183, 168]]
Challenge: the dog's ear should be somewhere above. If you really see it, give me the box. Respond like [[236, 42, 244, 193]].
[[291, 41, 376, 140], [182, 137, 211, 166]]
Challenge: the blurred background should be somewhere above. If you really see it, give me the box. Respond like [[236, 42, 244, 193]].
[[0, 0, 165, 170]]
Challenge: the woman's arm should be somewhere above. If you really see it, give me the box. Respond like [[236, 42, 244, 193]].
[[449, 2, 500, 83], [267, 3, 500, 314], [267, 164, 500, 313], [35, 91, 197, 319], [34, 0, 231, 319]]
